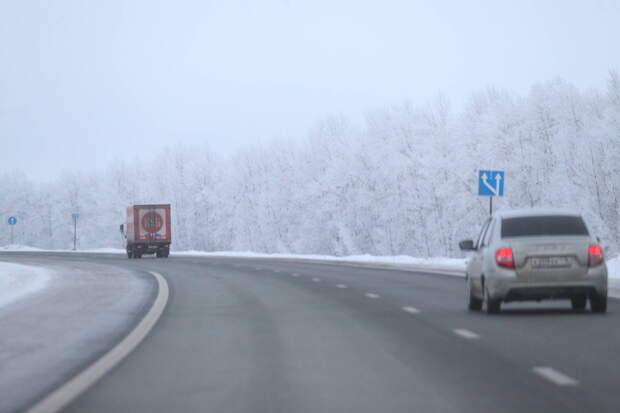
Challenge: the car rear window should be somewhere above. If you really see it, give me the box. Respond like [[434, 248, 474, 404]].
[[501, 215, 589, 238]]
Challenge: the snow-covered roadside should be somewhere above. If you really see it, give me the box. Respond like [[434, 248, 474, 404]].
[[0, 245, 126, 254], [175, 251, 468, 275], [3, 243, 620, 296], [0, 261, 52, 308], [606, 256, 620, 298]]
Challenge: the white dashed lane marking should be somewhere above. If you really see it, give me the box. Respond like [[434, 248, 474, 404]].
[[312, 278, 321, 282], [453, 329, 480, 339], [291, 273, 300, 277], [402, 306, 421, 314], [533, 367, 578, 386], [336, 284, 348, 289], [365, 293, 380, 299]]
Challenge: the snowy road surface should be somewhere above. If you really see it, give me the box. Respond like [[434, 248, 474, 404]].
[[0, 255, 155, 413], [0, 262, 51, 308], [1, 251, 620, 413]]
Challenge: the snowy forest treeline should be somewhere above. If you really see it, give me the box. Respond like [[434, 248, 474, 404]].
[[3, 74, 620, 257]]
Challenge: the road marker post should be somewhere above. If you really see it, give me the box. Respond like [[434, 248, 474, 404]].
[[72, 213, 80, 251]]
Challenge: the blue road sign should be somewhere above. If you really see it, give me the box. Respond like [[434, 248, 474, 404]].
[[8, 216, 16, 225], [478, 170, 505, 196], [72, 213, 80, 219]]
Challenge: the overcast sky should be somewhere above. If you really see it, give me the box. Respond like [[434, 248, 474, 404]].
[[1, 0, 619, 181]]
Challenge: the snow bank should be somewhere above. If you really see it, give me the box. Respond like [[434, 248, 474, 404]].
[[174, 251, 468, 275], [0, 262, 52, 308], [79, 248, 125, 253], [0, 244, 45, 252], [607, 256, 620, 280], [0, 245, 125, 254]]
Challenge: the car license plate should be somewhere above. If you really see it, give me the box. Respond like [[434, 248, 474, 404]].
[[530, 257, 570, 269]]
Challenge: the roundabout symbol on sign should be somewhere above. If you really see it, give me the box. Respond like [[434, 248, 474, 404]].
[[142, 212, 163, 233]]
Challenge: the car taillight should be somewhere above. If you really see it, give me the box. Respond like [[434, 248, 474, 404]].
[[588, 244, 604, 267], [495, 248, 515, 269]]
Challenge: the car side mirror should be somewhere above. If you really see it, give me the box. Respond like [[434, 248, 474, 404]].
[[459, 239, 476, 251]]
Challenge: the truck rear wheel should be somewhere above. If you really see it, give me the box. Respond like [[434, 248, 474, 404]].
[[127, 249, 133, 259], [156, 249, 169, 258]]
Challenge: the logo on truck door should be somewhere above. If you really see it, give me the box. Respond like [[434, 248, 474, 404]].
[[142, 211, 164, 233]]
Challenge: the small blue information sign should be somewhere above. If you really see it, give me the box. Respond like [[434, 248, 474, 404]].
[[478, 170, 505, 197], [8, 216, 16, 225]]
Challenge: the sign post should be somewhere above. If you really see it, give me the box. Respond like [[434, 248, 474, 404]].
[[8, 216, 17, 245], [478, 170, 505, 216], [72, 213, 80, 251]]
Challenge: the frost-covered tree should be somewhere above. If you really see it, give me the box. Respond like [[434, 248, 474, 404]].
[[3, 74, 620, 257]]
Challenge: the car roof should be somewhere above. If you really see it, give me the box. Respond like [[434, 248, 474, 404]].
[[494, 208, 582, 219]]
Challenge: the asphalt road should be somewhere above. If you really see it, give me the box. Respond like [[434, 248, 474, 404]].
[[2, 252, 620, 413]]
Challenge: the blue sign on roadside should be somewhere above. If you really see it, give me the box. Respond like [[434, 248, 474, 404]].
[[72, 213, 80, 219], [478, 170, 505, 196], [8, 216, 17, 225]]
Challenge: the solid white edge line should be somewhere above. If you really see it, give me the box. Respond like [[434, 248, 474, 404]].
[[532, 367, 578, 386], [402, 306, 421, 314], [453, 329, 480, 339], [26, 271, 169, 413], [365, 293, 380, 299]]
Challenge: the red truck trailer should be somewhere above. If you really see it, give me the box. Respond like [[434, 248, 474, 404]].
[[120, 204, 171, 259]]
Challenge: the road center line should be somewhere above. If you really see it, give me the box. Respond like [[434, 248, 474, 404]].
[[402, 306, 421, 314], [453, 329, 480, 339], [533, 367, 578, 386], [336, 284, 348, 289], [365, 293, 380, 299]]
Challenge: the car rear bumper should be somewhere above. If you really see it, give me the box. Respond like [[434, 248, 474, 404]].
[[487, 267, 607, 302], [502, 285, 602, 302]]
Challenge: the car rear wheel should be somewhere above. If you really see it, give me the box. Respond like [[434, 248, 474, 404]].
[[590, 294, 607, 313], [467, 279, 482, 311], [571, 296, 587, 311], [484, 288, 501, 314]]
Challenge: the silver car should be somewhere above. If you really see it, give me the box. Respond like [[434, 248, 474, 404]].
[[459, 209, 608, 314]]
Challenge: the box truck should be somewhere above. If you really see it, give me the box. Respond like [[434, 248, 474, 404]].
[[120, 204, 171, 259]]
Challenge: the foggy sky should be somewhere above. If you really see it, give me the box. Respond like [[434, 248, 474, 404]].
[[1, 0, 619, 181]]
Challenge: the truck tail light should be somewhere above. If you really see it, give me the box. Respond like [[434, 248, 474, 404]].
[[588, 244, 604, 267], [496, 248, 515, 269]]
